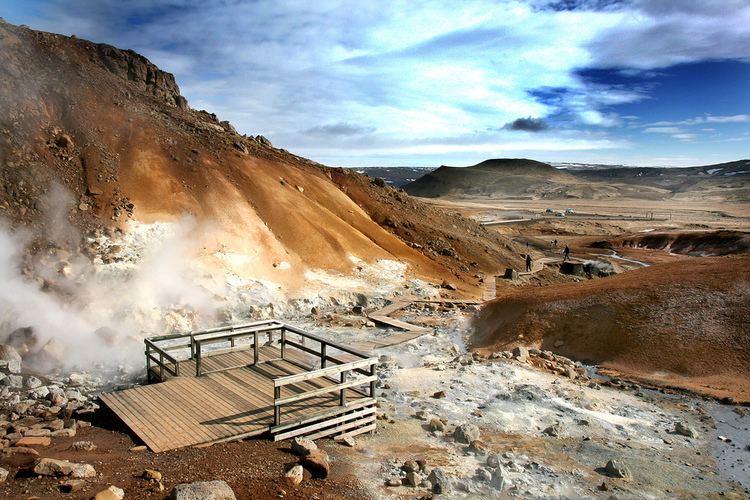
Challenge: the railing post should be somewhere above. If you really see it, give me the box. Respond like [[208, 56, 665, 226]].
[[280, 328, 286, 359], [254, 331, 259, 365], [340, 370, 347, 406], [195, 342, 202, 376], [175, 358, 180, 377], [321, 342, 327, 369], [230, 336, 235, 348], [274, 386, 281, 425], [190, 334, 195, 359], [145, 343, 151, 383], [370, 363, 377, 398], [159, 352, 164, 381]]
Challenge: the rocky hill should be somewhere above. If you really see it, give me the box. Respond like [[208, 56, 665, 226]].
[[0, 19, 517, 296], [404, 158, 750, 201], [472, 256, 750, 402], [404, 159, 579, 198]]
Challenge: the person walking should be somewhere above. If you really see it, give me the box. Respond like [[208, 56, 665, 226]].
[[563, 244, 570, 262], [525, 254, 532, 272]]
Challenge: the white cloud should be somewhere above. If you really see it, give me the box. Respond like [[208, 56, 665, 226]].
[[7, 0, 749, 165]]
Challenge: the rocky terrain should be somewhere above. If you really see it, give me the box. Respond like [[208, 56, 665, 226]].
[[473, 257, 750, 403], [1, 17, 749, 500]]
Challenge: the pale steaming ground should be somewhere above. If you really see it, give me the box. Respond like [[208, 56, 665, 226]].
[[0, 199, 433, 379]]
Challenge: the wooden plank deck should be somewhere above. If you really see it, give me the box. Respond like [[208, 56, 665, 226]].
[[100, 346, 367, 452]]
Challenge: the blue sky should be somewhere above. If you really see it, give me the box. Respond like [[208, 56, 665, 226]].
[[3, 0, 749, 167]]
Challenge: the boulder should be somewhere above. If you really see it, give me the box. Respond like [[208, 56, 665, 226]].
[[454, 423, 480, 444], [440, 280, 457, 290], [302, 449, 330, 479], [169, 480, 237, 500], [428, 418, 445, 432], [24, 376, 42, 389], [284, 464, 304, 486], [511, 346, 529, 361], [486, 453, 502, 468], [604, 459, 632, 480], [1, 374, 23, 388], [674, 422, 699, 438], [0, 345, 22, 373], [33, 458, 96, 478], [490, 467, 505, 490], [291, 437, 317, 457], [15, 436, 51, 447], [2, 446, 39, 457], [403, 471, 422, 487], [94, 486, 125, 500], [24, 428, 51, 438], [503, 268, 518, 280], [427, 468, 450, 494]]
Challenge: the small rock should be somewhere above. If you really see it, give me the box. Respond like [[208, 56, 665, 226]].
[[33, 457, 96, 478], [284, 465, 304, 487], [338, 436, 356, 447], [302, 449, 330, 479], [674, 422, 699, 438], [512, 346, 529, 362], [59, 479, 85, 493], [604, 459, 632, 480], [454, 423, 480, 444], [291, 437, 317, 457], [24, 428, 51, 437], [169, 480, 237, 500], [71, 440, 97, 451], [427, 468, 450, 494], [51, 428, 76, 437], [542, 423, 561, 437], [440, 280, 457, 290], [94, 485, 125, 500], [0, 467, 8, 483], [142, 468, 163, 481], [466, 439, 488, 456], [432, 390, 446, 399], [0, 345, 22, 373], [428, 418, 445, 432], [476, 467, 492, 482], [385, 478, 401, 487], [490, 467, 506, 490], [129, 445, 148, 452], [24, 376, 43, 389], [402, 471, 422, 487]]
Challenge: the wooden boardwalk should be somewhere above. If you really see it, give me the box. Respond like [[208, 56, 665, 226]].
[[100, 323, 377, 452]]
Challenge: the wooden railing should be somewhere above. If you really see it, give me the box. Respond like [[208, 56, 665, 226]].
[[144, 320, 284, 378], [145, 321, 379, 427], [145, 338, 180, 381], [272, 324, 378, 427]]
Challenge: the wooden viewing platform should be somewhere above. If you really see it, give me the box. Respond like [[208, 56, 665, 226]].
[[100, 321, 378, 452]]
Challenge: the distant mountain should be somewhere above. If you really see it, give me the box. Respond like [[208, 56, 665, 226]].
[[404, 158, 750, 201], [404, 159, 577, 198], [353, 167, 436, 187], [572, 160, 750, 202]]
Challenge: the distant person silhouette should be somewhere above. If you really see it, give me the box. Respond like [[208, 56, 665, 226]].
[[563, 245, 570, 262], [525, 254, 532, 272]]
